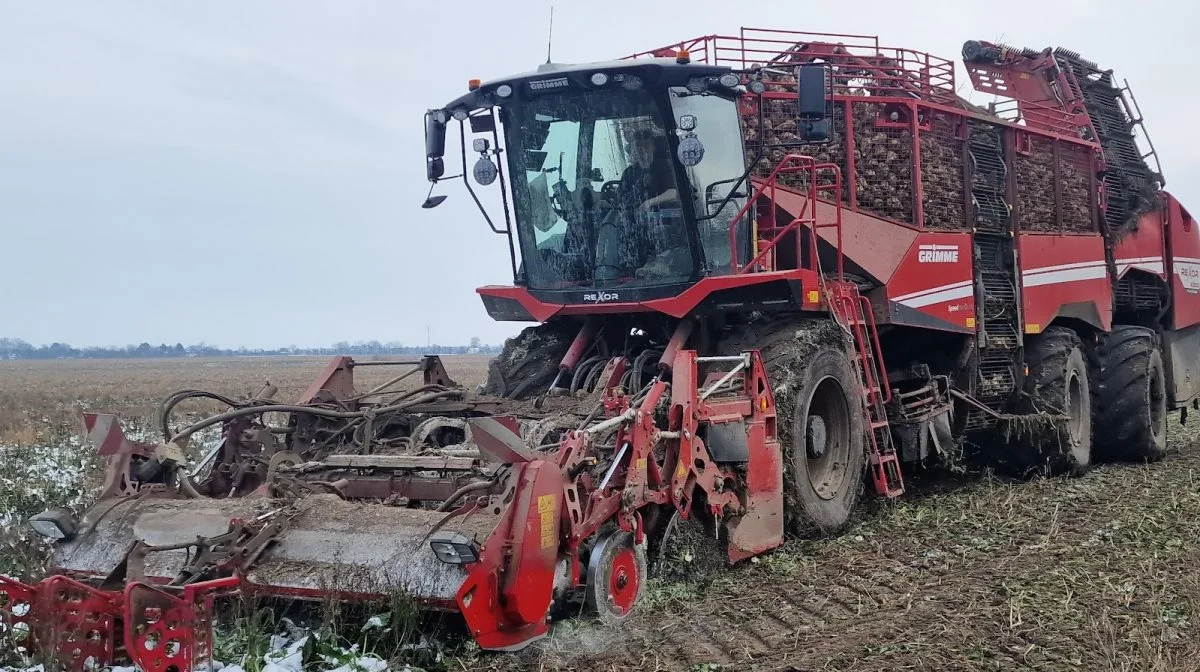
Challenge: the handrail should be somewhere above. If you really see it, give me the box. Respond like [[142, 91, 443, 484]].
[[722, 153, 844, 281], [858, 294, 892, 404], [621, 29, 957, 102]]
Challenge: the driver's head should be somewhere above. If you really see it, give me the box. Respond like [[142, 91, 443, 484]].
[[630, 128, 658, 166]]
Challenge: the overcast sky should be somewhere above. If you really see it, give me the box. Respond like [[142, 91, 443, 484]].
[[2, 1, 1197, 349]]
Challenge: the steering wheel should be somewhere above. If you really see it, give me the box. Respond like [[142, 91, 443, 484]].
[[600, 180, 623, 205]]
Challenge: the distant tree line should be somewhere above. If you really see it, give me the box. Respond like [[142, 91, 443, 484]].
[[0, 337, 502, 360]]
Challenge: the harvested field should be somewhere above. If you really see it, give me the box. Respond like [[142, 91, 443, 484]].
[[0, 355, 493, 445], [2, 357, 1199, 670], [476, 418, 1200, 672]]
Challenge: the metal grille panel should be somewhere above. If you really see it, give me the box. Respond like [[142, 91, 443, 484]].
[[1015, 136, 1056, 231], [1059, 144, 1094, 232], [920, 112, 965, 230], [853, 103, 913, 224]]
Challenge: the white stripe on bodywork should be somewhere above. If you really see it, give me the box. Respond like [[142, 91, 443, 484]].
[[896, 283, 975, 308], [892, 279, 973, 303], [891, 256, 1166, 309], [1022, 264, 1108, 287]]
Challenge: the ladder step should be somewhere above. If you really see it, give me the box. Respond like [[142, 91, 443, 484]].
[[827, 279, 905, 499]]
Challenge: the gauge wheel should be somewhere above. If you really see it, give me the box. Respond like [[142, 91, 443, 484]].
[[585, 530, 647, 625]]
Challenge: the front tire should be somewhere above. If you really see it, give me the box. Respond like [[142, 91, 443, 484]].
[[480, 322, 574, 399], [714, 317, 866, 536], [1091, 326, 1168, 462], [783, 345, 867, 535]]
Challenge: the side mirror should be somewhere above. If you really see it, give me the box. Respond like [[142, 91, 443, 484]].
[[425, 110, 448, 182], [796, 64, 832, 143], [427, 156, 445, 182], [796, 64, 829, 120], [422, 194, 448, 209], [425, 110, 448, 159]]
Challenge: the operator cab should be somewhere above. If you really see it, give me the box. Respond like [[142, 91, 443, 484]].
[[424, 56, 831, 313]]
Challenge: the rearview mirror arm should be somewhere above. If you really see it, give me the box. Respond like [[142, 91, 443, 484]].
[[486, 113, 519, 279], [458, 120, 508, 235]]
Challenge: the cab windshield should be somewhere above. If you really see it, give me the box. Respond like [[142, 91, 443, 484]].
[[504, 89, 693, 290]]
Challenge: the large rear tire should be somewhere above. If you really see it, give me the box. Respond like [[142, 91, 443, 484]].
[[1018, 326, 1092, 476], [1090, 326, 1168, 463]]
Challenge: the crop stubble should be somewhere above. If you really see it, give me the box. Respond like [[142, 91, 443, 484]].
[[3, 357, 1200, 671]]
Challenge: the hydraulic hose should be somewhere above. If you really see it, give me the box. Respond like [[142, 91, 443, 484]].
[[168, 390, 464, 444], [158, 390, 246, 441], [436, 478, 497, 512]]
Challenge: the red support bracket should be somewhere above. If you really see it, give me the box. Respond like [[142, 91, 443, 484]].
[[0, 576, 39, 659], [42, 576, 122, 669], [1, 575, 126, 671], [125, 577, 239, 672]]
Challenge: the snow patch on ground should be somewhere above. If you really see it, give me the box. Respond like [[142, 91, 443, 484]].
[[0, 631, 408, 672]]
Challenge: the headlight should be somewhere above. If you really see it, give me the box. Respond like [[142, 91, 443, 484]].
[[590, 72, 609, 86], [30, 509, 78, 541], [473, 158, 498, 186], [718, 73, 740, 88], [452, 108, 469, 121], [496, 84, 513, 98], [430, 532, 480, 564], [748, 79, 767, 95]]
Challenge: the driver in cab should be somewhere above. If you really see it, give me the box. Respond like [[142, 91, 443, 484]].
[[616, 128, 678, 211], [595, 127, 688, 281]]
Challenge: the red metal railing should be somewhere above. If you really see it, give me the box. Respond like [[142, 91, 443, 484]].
[[724, 153, 844, 279], [623, 28, 957, 105]]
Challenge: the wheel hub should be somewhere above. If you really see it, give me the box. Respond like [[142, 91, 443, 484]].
[[608, 549, 638, 613], [806, 415, 828, 458], [802, 376, 851, 501], [1067, 371, 1084, 444]]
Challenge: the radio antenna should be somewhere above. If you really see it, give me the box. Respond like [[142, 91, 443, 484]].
[[545, 5, 554, 64]]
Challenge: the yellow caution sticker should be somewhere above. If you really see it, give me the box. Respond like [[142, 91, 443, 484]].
[[1025, 323, 1041, 334], [965, 317, 976, 329], [806, 290, 820, 304], [675, 459, 688, 479], [538, 493, 557, 549], [636, 457, 647, 472]]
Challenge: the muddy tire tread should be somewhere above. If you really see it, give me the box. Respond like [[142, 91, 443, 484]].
[[1090, 325, 1168, 462], [1021, 326, 1091, 476]]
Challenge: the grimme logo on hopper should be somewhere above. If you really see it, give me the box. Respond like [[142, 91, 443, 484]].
[[918, 244, 959, 263]]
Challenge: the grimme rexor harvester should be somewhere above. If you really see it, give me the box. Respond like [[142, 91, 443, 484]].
[[7, 27, 1200, 670]]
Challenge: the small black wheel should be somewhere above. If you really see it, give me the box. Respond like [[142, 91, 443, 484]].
[[585, 530, 647, 625], [1020, 326, 1092, 476], [1090, 326, 1168, 462]]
